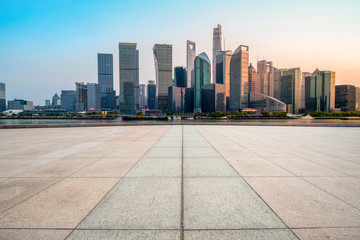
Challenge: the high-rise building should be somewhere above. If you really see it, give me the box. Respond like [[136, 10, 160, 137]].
[[194, 52, 211, 113], [186, 40, 196, 88], [257, 60, 274, 97], [273, 68, 287, 100], [147, 80, 156, 110], [356, 87, 360, 111], [280, 68, 301, 113], [52, 93, 61, 107], [139, 84, 146, 109], [97, 53, 114, 111], [174, 67, 187, 88], [75, 82, 87, 112], [87, 83, 101, 112], [248, 63, 260, 94], [61, 90, 76, 112], [185, 88, 194, 113], [153, 44, 172, 113], [201, 83, 226, 113], [45, 99, 50, 107], [215, 50, 232, 98], [212, 24, 222, 83], [119, 42, 137, 114], [229, 45, 249, 112], [168, 86, 186, 113], [335, 85, 357, 112], [0, 83, 6, 111], [134, 50, 140, 110], [301, 72, 311, 110], [8, 99, 33, 111]]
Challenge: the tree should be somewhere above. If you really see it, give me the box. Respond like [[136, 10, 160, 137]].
[[261, 111, 270, 117], [137, 111, 143, 116]]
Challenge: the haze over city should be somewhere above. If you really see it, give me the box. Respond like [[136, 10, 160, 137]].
[[1, 0, 359, 105]]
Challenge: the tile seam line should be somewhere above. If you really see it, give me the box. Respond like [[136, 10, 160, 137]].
[[210, 128, 360, 211], [194, 126, 301, 240], [64, 125, 171, 239], [180, 125, 184, 240]]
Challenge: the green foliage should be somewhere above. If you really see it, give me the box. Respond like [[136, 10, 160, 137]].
[[308, 111, 360, 117], [272, 112, 288, 118], [137, 111, 143, 116], [234, 111, 240, 115], [237, 112, 249, 117], [224, 111, 231, 116], [209, 111, 223, 117], [166, 112, 173, 116], [261, 111, 270, 117]]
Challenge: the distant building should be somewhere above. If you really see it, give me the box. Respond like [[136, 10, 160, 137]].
[[201, 83, 226, 113], [0, 83, 6, 111], [301, 72, 312, 110], [248, 63, 260, 94], [212, 24, 222, 83], [335, 85, 357, 112], [52, 93, 61, 107], [356, 87, 360, 111], [249, 92, 286, 113], [97, 53, 115, 111], [257, 60, 274, 97], [147, 80, 156, 110], [273, 68, 287, 100], [280, 68, 301, 113], [153, 44, 172, 113], [185, 88, 194, 113], [8, 99, 33, 111], [186, 40, 196, 87], [305, 69, 335, 113], [229, 45, 249, 112], [168, 86, 186, 113], [215, 50, 232, 99], [61, 90, 76, 112], [174, 67, 187, 88], [194, 52, 211, 113], [134, 50, 140, 110], [139, 84, 146, 109], [75, 82, 87, 112], [45, 99, 51, 107], [87, 83, 101, 112], [119, 42, 137, 114]]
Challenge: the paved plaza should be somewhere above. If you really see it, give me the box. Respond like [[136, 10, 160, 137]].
[[0, 125, 359, 239]]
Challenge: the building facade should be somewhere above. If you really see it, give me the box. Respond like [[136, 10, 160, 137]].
[[280, 68, 301, 113], [61, 90, 76, 112], [97, 53, 115, 111], [52, 93, 61, 107], [212, 24, 222, 83], [215, 50, 232, 99], [248, 63, 260, 94], [174, 66, 187, 88], [168, 86, 186, 113], [335, 85, 357, 112], [194, 52, 211, 113], [257, 60, 274, 97], [201, 83, 226, 113], [8, 99, 33, 111], [229, 45, 249, 112], [186, 40, 196, 88], [153, 44, 172, 113], [119, 42, 137, 114], [249, 92, 286, 113], [87, 83, 101, 112], [0, 83, 5, 111], [134, 50, 140, 110], [273, 68, 287, 100], [139, 84, 146, 109], [147, 80, 156, 110], [75, 82, 87, 112], [301, 72, 311, 110]]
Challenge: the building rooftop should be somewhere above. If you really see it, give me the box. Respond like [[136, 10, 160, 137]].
[[0, 125, 359, 239]]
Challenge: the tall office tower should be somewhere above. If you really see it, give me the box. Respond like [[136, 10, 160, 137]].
[[168, 86, 186, 113], [147, 80, 156, 109], [248, 63, 260, 94], [0, 83, 5, 111], [97, 53, 114, 111], [52, 93, 61, 106], [139, 84, 146, 109], [87, 83, 101, 112], [185, 88, 194, 113], [257, 60, 274, 97], [45, 99, 51, 107], [216, 50, 232, 98], [212, 24, 222, 83], [75, 82, 87, 112], [119, 42, 137, 114], [280, 68, 301, 113], [273, 68, 287, 100], [229, 45, 249, 112], [356, 87, 360, 111], [174, 67, 187, 88], [186, 40, 196, 87], [335, 85, 357, 111], [153, 44, 172, 113], [134, 50, 140, 110], [194, 52, 211, 113], [61, 90, 76, 112], [301, 72, 312, 110], [201, 83, 226, 113]]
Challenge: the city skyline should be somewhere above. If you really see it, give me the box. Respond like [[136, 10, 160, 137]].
[[1, 0, 360, 105]]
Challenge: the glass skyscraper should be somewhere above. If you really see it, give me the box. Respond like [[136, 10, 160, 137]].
[[229, 45, 249, 112], [134, 50, 140, 110], [212, 24, 222, 83], [215, 50, 232, 98], [257, 60, 274, 97], [119, 42, 137, 114], [194, 52, 211, 113], [174, 67, 187, 88], [61, 90, 76, 112], [186, 40, 196, 88], [153, 44, 172, 113], [147, 80, 156, 110], [0, 83, 6, 111], [280, 68, 301, 113], [97, 53, 114, 111]]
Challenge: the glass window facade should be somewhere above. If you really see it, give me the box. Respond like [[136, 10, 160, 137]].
[[194, 52, 211, 113]]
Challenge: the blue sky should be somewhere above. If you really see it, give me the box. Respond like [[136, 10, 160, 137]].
[[1, 0, 360, 105]]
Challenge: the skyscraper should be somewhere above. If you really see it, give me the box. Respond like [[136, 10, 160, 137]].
[[301, 72, 312, 110], [280, 68, 301, 113], [174, 66, 187, 88], [139, 84, 146, 109], [119, 42, 137, 114], [273, 68, 287, 100], [248, 63, 260, 94], [215, 50, 232, 98], [147, 80, 156, 110], [201, 83, 226, 113], [153, 44, 172, 113], [194, 52, 211, 113], [97, 53, 114, 111], [168, 86, 186, 113], [0, 83, 6, 111], [52, 93, 61, 107], [229, 45, 249, 112], [186, 40, 196, 88], [87, 83, 101, 112], [61, 90, 76, 112], [75, 82, 87, 112], [212, 24, 222, 83], [257, 60, 274, 97], [134, 50, 140, 110], [335, 85, 356, 112]]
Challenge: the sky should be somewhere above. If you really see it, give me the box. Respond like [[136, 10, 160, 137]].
[[1, 0, 360, 105]]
